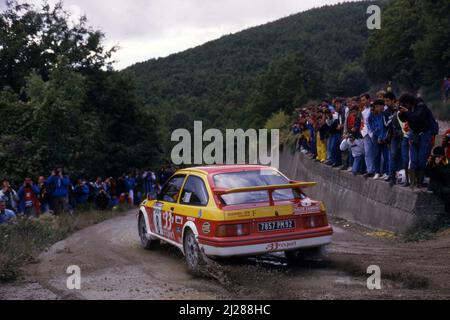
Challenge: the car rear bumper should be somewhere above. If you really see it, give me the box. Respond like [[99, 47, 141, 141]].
[[200, 228, 333, 257]]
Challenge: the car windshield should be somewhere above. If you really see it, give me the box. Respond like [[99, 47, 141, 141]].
[[213, 169, 298, 206]]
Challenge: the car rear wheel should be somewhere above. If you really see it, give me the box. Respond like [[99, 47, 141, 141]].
[[138, 212, 159, 250], [285, 247, 323, 263], [183, 229, 205, 275]]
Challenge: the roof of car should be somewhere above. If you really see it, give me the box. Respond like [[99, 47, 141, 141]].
[[178, 165, 274, 175]]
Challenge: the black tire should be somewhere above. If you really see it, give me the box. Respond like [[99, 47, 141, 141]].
[[285, 246, 324, 263], [183, 229, 205, 275], [138, 212, 160, 250]]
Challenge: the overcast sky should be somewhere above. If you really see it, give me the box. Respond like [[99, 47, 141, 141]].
[[2, 0, 356, 69]]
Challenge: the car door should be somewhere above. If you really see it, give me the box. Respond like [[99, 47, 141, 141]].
[[150, 174, 186, 243], [177, 175, 211, 240]]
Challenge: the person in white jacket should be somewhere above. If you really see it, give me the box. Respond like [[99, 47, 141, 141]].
[[340, 133, 365, 176]]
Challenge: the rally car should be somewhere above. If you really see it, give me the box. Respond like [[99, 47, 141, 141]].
[[137, 165, 333, 274]]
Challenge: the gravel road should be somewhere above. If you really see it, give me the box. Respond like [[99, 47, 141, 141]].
[[1, 211, 449, 300]]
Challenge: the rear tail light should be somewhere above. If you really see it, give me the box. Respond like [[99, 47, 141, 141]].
[[216, 223, 251, 237], [305, 215, 327, 229]]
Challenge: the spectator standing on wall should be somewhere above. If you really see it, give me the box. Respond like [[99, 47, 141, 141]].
[[398, 94, 435, 190], [384, 93, 403, 186], [340, 133, 365, 176], [360, 94, 375, 178], [368, 100, 387, 180], [0, 179, 19, 213], [17, 178, 40, 217], [46, 167, 70, 215]]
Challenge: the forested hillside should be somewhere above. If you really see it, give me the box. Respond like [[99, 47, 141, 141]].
[[127, 1, 386, 131], [0, 2, 163, 181]]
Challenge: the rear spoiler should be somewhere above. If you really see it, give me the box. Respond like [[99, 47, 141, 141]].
[[212, 181, 317, 195], [212, 181, 317, 207]]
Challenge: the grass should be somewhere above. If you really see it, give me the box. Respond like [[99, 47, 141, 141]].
[[402, 214, 450, 243], [0, 205, 132, 282]]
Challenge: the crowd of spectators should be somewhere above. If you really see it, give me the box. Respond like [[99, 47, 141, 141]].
[[0, 165, 177, 225], [291, 91, 450, 212]]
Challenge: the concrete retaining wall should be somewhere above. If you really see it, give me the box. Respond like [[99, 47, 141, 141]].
[[279, 149, 445, 233]]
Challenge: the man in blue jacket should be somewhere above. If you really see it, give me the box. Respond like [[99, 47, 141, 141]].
[[47, 167, 70, 215], [368, 100, 387, 180]]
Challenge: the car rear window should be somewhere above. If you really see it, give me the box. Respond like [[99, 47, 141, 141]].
[[213, 169, 298, 206]]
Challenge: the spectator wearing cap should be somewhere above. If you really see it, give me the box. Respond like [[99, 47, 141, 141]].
[[398, 93, 435, 189], [0, 199, 16, 225], [425, 147, 450, 213]]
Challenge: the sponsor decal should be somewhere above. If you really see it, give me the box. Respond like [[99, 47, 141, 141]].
[[265, 241, 298, 251], [226, 211, 252, 218], [175, 215, 183, 225], [202, 222, 211, 235], [176, 226, 182, 234], [198, 209, 203, 218], [186, 217, 196, 222]]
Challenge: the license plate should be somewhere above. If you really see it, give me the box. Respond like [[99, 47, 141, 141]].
[[258, 220, 295, 232]]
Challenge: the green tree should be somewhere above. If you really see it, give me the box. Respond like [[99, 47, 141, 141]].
[[0, 0, 115, 95]]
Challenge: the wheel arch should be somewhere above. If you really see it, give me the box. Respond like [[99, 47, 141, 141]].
[[138, 206, 152, 235], [181, 221, 199, 255]]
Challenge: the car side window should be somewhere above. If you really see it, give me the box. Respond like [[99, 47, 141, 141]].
[[158, 175, 186, 203], [180, 176, 209, 206]]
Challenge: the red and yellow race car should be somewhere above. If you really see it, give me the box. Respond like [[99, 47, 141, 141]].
[[138, 165, 333, 273]]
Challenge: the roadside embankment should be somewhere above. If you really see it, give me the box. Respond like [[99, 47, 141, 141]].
[[280, 149, 446, 233]]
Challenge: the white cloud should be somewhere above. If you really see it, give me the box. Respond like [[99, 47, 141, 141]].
[[14, 0, 356, 69]]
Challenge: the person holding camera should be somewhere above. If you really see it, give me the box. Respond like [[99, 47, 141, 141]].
[[0, 199, 16, 225], [425, 147, 450, 213], [398, 94, 436, 190], [0, 179, 19, 213], [18, 178, 41, 218], [340, 133, 365, 176], [46, 167, 70, 215]]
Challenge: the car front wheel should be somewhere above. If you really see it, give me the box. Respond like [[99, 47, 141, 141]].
[[138, 212, 159, 250], [183, 229, 205, 275]]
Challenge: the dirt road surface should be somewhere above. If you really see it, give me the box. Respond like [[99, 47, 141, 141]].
[[1, 210, 449, 300]]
